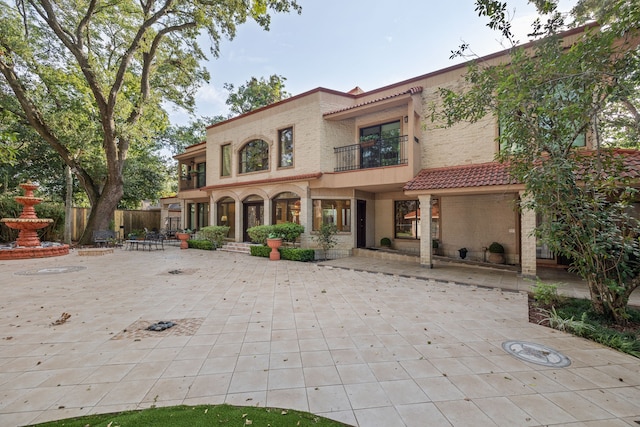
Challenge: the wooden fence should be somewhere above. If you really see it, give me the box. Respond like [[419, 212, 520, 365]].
[[70, 208, 161, 241]]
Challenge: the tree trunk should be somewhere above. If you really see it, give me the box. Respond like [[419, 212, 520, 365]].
[[77, 180, 124, 245]]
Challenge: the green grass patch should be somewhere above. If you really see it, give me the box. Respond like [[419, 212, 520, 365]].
[[32, 404, 352, 426]]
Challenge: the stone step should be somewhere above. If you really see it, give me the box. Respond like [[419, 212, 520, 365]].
[[219, 242, 256, 254]]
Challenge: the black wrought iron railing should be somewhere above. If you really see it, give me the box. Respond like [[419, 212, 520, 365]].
[[334, 135, 408, 172]]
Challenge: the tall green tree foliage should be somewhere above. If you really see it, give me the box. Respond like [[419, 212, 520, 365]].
[[434, 0, 640, 324], [224, 74, 291, 115], [0, 0, 300, 244]]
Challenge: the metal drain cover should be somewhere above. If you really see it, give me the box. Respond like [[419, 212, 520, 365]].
[[502, 340, 571, 367]]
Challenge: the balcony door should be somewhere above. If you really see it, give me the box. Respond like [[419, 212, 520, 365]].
[[360, 121, 400, 169]]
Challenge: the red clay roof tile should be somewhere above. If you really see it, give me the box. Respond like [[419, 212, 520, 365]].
[[404, 149, 640, 191]]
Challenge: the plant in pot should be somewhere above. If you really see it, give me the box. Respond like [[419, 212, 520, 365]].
[[380, 237, 392, 248], [266, 231, 283, 261], [488, 242, 505, 264], [432, 239, 439, 255], [359, 134, 378, 147], [176, 229, 192, 250]]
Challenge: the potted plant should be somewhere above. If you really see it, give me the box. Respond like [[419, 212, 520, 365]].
[[380, 237, 392, 248], [488, 242, 505, 264], [359, 135, 378, 147], [176, 229, 192, 250], [266, 232, 283, 260], [432, 239, 439, 255]]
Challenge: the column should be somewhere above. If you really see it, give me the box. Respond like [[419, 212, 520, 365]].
[[418, 194, 433, 268], [519, 190, 537, 278]]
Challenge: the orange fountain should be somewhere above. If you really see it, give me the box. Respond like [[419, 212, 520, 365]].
[[0, 181, 69, 259]]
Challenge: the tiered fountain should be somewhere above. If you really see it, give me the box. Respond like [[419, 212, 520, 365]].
[[0, 181, 69, 260]]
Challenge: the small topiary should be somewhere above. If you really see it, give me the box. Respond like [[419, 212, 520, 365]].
[[380, 237, 392, 247], [488, 242, 505, 253]]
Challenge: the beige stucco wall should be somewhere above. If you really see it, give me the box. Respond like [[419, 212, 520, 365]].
[[440, 193, 519, 264]]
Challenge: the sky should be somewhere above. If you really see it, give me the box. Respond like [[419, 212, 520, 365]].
[[168, 0, 579, 126]]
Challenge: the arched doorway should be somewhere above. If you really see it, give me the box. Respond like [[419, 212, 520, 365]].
[[272, 192, 301, 225], [217, 197, 235, 239], [243, 195, 263, 242]]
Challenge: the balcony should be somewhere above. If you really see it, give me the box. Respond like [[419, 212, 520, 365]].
[[179, 170, 206, 192], [334, 135, 408, 172]]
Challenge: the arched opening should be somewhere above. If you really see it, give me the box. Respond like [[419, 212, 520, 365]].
[[217, 197, 235, 239], [243, 195, 264, 242], [272, 191, 301, 225]]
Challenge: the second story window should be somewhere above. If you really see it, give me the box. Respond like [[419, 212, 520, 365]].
[[239, 139, 269, 174], [221, 144, 231, 177], [278, 127, 293, 167]]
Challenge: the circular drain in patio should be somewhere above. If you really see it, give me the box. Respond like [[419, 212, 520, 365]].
[[502, 340, 571, 367], [15, 266, 87, 275]]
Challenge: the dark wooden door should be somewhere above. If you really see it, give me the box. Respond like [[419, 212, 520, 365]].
[[357, 200, 366, 248]]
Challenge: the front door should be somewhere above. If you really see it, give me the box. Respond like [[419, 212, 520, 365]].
[[243, 202, 263, 242], [357, 200, 366, 248]]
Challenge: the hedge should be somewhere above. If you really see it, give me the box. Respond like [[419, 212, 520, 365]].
[[250, 245, 315, 262], [250, 245, 271, 257], [187, 239, 215, 250], [280, 247, 315, 262]]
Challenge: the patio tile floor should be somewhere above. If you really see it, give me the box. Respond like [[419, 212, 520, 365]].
[[0, 246, 639, 426]]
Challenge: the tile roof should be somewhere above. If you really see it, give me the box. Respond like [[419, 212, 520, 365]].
[[404, 162, 515, 191], [324, 86, 423, 116], [404, 149, 640, 192]]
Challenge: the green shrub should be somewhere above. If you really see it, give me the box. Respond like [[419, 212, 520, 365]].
[[250, 245, 271, 257], [247, 225, 272, 245], [314, 223, 338, 260], [187, 239, 214, 250], [280, 247, 315, 262], [273, 222, 304, 244], [532, 281, 565, 307], [198, 225, 230, 248], [380, 237, 392, 247], [488, 242, 504, 253]]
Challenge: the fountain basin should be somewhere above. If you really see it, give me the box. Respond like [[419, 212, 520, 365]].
[[0, 243, 69, 260]]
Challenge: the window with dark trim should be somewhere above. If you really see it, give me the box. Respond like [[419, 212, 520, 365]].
[[312, 199, 351, 231], [239, 139, 269, 174], [359, 121, 401, 168], [278, 127, 293, 168], [395, 200, 420, 239], [221, 144, 231, 177]]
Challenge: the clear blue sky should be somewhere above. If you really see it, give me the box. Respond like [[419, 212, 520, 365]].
[[168, 0, 578, 125]]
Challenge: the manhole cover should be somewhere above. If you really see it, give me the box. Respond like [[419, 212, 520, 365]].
[[15, 266, 87, 276], [502, 340, 571, 367]]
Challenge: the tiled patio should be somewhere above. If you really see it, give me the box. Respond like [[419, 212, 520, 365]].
[[1, 247, 639, 426]]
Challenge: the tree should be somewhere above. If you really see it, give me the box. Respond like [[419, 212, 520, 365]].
[[0, 0, 301, 244], [224, 74, 291, 116], [433, 0, 640, 324]]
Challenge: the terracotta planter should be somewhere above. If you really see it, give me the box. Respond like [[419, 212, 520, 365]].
[[266, 238, 282, 260], [488, 252, 505, 264], [176, 232, 190, 249]]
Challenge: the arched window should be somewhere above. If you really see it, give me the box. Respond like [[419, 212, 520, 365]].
[[239, 139, 269, 174], [272, 192, 301, 224]]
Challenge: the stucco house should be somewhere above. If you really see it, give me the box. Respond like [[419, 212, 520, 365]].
[[173, 24, 638, 278]]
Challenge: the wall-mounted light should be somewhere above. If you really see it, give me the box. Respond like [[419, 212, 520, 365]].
[[403, 116, 408, 123]]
